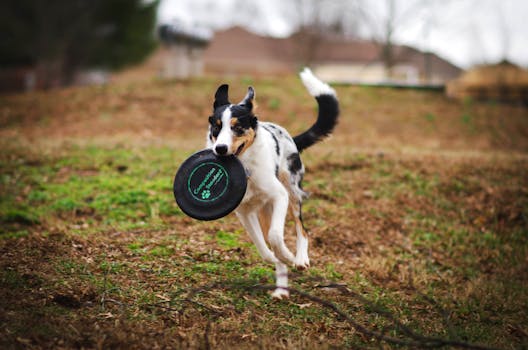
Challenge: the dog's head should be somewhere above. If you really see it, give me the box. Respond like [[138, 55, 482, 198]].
[[208, 84, 258, 157]]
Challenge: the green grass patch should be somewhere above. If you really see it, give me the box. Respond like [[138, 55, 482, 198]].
[[0, 144, 185, 232], [0, 208, 40, 226], [215, 229, 242, 249]]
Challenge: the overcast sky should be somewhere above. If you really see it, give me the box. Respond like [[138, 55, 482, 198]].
[[157, 0, 528, 69]]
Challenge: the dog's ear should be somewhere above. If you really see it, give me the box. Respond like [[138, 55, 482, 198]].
[[214, 84, 230, 109], [239, 86, 255, 110]]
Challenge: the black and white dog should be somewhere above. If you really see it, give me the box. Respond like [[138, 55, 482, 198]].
[[206, 68, 339, 298]]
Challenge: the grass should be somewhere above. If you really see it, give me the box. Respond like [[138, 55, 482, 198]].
[[1, 145, 184, 235], [0, 75, 527, 349]]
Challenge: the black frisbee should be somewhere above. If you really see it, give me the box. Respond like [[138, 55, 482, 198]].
[[173, 149, 247, 220]]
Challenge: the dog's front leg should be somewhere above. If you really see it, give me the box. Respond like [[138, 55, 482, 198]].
[[267, 185, 296, 265], [236, 211, 278, 264]]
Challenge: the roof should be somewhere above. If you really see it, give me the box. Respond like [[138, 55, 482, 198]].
[[203, 27, 295, 74]]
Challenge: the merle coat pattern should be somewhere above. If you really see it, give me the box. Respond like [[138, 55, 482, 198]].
[[206, 68, 339, 298]]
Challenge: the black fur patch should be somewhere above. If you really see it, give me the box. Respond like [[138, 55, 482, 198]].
[[270, 132, 280, 155], [298, 202, 307, 231], [287, 153, 302, 174], [262, 125, 280, 155], [236, 114, 258, 129], [208, 113, 224, 138], [265, 123, 283, 135], [230, 104, 251, 118], [214, 84, 230, 109], [297, 178, 304, 190], [228, 105, 258, 130], [272, 134, 279, 155], [293, 94, 339, 152]]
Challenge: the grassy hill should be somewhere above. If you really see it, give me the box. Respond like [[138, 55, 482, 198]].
[[1, 75, 527, 349]]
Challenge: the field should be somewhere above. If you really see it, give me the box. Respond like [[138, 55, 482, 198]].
[[1, 74, 527, 349]]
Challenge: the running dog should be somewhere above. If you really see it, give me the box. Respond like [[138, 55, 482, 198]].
[[206, 68, 339, 298]]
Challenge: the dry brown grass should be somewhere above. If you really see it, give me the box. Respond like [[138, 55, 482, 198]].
[[1, 75, 527, 349]]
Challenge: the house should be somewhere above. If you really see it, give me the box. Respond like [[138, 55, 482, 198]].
[[157, 21, 212, 79], [110, 26, 462, 87], [203, 26, 462, 84], [203, 27, 295, 75], [110, 22, 212, 83]]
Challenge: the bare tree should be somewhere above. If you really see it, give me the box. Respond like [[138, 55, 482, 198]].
[[281, 0, 362, 65], [357, 0, 431, 80]]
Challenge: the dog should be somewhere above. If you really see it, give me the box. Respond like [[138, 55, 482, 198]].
[[206, 68, 339, 298]]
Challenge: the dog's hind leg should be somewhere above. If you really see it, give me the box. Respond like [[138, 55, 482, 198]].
[[258, 203, 272, 241], [291, 200, 310, 270]]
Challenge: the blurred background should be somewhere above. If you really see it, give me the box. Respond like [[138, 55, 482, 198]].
[[1, 3, 527, 348], [1, 0, 527, 103]]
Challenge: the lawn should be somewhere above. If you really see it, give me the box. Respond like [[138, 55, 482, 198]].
[[1, 75, 527, 349]]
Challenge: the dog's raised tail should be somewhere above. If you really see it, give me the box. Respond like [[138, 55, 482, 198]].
[[294, 68, 339, 153]]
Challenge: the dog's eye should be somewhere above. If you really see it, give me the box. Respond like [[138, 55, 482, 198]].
[[209, 116, 222, 135], [211, 125, 221, 134], [231, 124, 245, 135]]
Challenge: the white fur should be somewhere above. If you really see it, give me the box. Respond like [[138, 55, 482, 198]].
[[213, 107, 234, 155], [232, 129, 305, 299], [205, 69, 338, 298], [236, 128, 299, 265], [300, 67, 336, 97], [209, 118, 310, 298]]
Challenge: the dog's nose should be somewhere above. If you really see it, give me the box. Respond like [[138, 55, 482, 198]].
[[215, 144, 228, 155]]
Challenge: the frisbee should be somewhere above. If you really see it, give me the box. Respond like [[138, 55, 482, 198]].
[[173, 149, 247, 220]]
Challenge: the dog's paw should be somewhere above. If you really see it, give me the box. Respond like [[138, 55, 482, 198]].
[[271, 288, 289, 300], [294, 256, 310, 270], [295, 262, 310, 271]]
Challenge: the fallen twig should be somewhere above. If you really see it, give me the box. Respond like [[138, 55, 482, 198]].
[[184, 279, 500, 350]]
